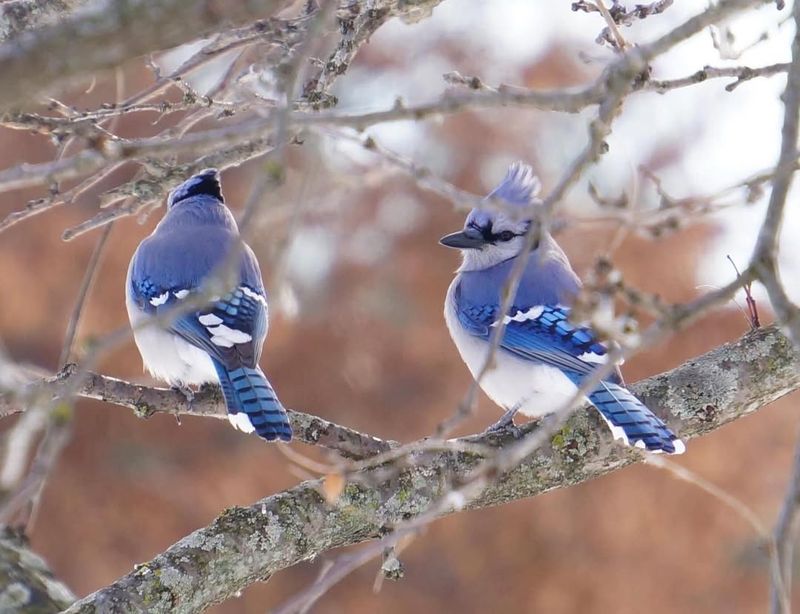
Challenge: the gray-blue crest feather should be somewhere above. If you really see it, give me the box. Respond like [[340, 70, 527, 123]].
[[486, 161, 542, 206]]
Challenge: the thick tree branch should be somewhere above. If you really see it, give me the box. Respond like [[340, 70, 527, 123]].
[[0, 0, 290, 108], [61, 325, 800, 613], [0, 527, 75, 611], [0, 0, 91, 43]]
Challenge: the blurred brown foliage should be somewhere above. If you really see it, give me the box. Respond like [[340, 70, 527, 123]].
[[0, 25, 797, 614]]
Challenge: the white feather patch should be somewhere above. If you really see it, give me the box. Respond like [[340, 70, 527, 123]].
[[227, 412, 255, 433], [150, 292, 169, 307], [198, 313, 223, 326], [577, 351, 608, 364], [208, 324, 252, 347], [240, 286, 267, 306], [173, 289, 190, 299], [597, 411, 685, 454], [491, 306, 545, 327], [595, 411, 630, 446]]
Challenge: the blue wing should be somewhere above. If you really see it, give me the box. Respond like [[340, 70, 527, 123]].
[[455, 289, 684, 454], [128, 229, 267, 369], [166, 286, 267, 369], [456, 297, 614, 379]]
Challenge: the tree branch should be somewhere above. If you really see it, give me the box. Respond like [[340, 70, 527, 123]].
[[751, 0, 800, 348], [0, 0, 290, 108], [62, 324, 800, 613], [0, 527, 75, 611], [772, 424, 800, 613], [0, 0, 90, 43], [0, 366, 394, 461]]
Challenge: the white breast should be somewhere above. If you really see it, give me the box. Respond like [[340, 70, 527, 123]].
[[444, 278, 582, 417], [126, 293, 218, 387]]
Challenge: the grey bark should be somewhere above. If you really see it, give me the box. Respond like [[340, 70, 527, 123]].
[[0, 0, 290, 108], [0, 366, 394, 461], [0, 0, 91, 43], [63, 325, 800, 613], [0, 528, 75, 612]]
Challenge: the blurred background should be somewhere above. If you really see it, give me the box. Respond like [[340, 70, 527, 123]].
[[0, 1, 798, 612]]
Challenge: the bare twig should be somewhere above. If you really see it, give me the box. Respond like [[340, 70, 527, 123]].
[[751, 0, 800, 346], [772, 424, 800, 614], [648, 455, 788, 613], [58, 223, 114, 366]]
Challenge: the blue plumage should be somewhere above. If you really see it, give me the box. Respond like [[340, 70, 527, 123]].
[[126, 169, 291, 442], [214, 364, 291, 442], [457, 301, 615, 377], [442, 162, 684, 454]]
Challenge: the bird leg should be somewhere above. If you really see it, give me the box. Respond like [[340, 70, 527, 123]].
[[481, 405, 523, 438], [171, 385, 195, 423]]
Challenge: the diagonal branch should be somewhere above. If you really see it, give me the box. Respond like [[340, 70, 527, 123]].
[[0, 367, 394, 461], [0, 0, 291, 108], [0, 527, 75, 611], [61, 324, 800, 613]]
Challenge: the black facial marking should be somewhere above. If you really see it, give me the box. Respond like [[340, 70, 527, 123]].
[[469, 220, 532, 246]]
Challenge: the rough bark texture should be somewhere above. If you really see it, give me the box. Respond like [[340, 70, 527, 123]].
[[0, 0, 91, 42], [0, 528, 75, 612], [0, 0, 290, 108], [0, 367, 395, 461], [63, 325, 800, 613]]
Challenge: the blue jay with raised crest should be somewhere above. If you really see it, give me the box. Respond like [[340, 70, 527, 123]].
[[441, 162, 684, 454], [125, 169, 292, 442]]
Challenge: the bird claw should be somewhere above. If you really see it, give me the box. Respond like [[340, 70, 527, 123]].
[[172, 385, 195, 409], [481, 408, 523, 439]]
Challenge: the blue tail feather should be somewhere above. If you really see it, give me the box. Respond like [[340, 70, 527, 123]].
[[587, 380, 684, 454], [214, 361, 292, 442]]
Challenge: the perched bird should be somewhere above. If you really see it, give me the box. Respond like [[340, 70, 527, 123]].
[[125, 169, 292, 442], [440, 162, 684, 454]]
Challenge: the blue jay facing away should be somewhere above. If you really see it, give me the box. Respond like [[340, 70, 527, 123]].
[[441, 162, 684, 454], [126, 169, 292, 442]]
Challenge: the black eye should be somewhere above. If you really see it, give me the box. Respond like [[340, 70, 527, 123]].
[[497, 230, 516, 242]]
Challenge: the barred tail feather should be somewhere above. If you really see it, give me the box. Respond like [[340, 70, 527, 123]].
[[214, 362, 292, 442], [589, 381, 684, 455]]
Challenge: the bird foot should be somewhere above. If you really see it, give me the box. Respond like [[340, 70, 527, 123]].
[[481, 408, 523, 439], [171, 385, 195, 410]]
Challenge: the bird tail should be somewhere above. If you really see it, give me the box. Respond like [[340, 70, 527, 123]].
[[213, 362, 292, 442], [588, 380, 684, 454]]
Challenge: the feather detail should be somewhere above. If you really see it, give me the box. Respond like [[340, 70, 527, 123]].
[[486, 161, 542, 206], [587, 380, 684, 454], [214, 362, 292, 442]]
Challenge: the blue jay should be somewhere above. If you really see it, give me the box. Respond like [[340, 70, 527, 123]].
[[125, 169, 292, 442], [441, 162, 684, 454]]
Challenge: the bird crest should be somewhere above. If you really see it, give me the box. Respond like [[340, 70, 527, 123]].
[[486, 161, 542, 207], [167, 168, 224, 208]]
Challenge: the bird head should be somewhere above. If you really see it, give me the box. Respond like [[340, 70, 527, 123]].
[[440, 161, 542, 271], [167, 168, 224, 209]]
